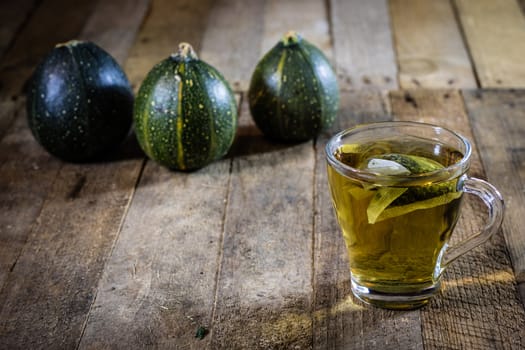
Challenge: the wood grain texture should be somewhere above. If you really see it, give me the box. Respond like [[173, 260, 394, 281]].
[[455, 0, 525, 87], [124, 0, 213, 91], [209, 5, 331, 346], [390, 0, 476, 89], [78, 161, 231, 349], [0, 0, 153, 347], [0, 0, 37, 60], [390, 89, 525, 349], [330, 0, 398, 90], [200, 0, 265, 92], [210, 96, 315, 349], [0, 157, 142, 349], [0, 98, 23, 142], [462, 90, 525, 297], [0, 1, 523, 349], [79, 0, 151, 65], [0, 109, 62, 291], [0, 0, 97, 99], [521, 282, 525, 308], [74, 1, 229, 348], [0, 0, 100, 315], [261, 0, 332, 58], [313, 91, 425, 349]]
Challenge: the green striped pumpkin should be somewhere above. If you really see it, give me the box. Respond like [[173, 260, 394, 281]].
[[248, 31, 339, 141], [134, 43, 238, 170]]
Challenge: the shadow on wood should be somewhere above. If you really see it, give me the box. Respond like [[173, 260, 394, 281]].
[[100, 132, 145, 163], [227, 123, 311, 158]]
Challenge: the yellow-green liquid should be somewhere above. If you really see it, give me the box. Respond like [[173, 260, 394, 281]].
[[328, 138, 464, 293]]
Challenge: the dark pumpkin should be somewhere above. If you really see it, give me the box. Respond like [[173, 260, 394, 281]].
[[26, 40, 134, 161], [133, 43, 238, 171], [248, 31, 339, 141]]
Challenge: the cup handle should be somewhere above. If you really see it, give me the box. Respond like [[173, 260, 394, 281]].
[[441, 177, 505, 268]]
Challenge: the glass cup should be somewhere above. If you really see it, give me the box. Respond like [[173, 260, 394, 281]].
[[325, 121, 504, 310]]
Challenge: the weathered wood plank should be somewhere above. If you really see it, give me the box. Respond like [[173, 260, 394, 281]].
[[0, 110, 62, 291], [261, 0, 332, 58], [521, 282, 525, 307], [210, 95, 315, 349], [124, 0, 213, 91], [0, 0, 102, 293], [79, 0, 151, 65], [520, 0, 525, 14], [199, 0, 265, 92], [0, 98, 23, 143], [330, 0, 398, 90], [0, 156, 142, 349], [0, 0, 37, 60], [390, 0, 476, 88], [455, 0, 525, 87], [390, 89, 525, 349], [210, 4, 332, 346], [74, 1, 226, 349], [463, 89, 525, 303], [0, 0, 98, 99], [0, 0, 149, 141], [78, 161, 231, 350], [313, 91, 424, 349], [0, 0, 151, 347], [201, 0, 333, 93]]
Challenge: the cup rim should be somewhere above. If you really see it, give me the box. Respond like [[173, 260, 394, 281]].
[[325, 121, 472, 185]]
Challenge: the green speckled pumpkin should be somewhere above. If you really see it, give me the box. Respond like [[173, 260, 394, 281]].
[[26, 40, 134, 161], [248, 31, 339, 141], [134, 43, 238, 171]]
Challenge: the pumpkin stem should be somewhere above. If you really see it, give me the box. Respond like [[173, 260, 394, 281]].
[[282, 31, 302, 46], [174, 42, 198, 60], [55, 40, 83, 48]]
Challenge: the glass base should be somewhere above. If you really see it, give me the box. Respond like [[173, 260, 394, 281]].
[[351, 278, 440, 310]]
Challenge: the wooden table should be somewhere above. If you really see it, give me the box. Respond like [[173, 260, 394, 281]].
[[1, 0, 525, 348]]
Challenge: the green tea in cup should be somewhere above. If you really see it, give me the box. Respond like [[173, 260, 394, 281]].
[[325, 122, 504, 309]]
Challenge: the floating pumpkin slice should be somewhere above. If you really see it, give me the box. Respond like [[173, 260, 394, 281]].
[[370, 191, 462, 224], [365, 153, 461, 224]]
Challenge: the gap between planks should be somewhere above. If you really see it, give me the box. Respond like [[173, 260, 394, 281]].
[[209, 95, 240, 343], [454, 0, 525, 88], [0, 0, 39, 61], [0, 0, 99, 99], [0, 0, 149, 348], [75, 157, 148, 350]]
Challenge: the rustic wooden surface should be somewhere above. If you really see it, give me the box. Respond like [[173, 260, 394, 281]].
[[390, 0, 476, 88], [455, 0, 525, 87], [331, 0, 398, 90], [463, 90, 525, 294], [1, 0, 525, 349]]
